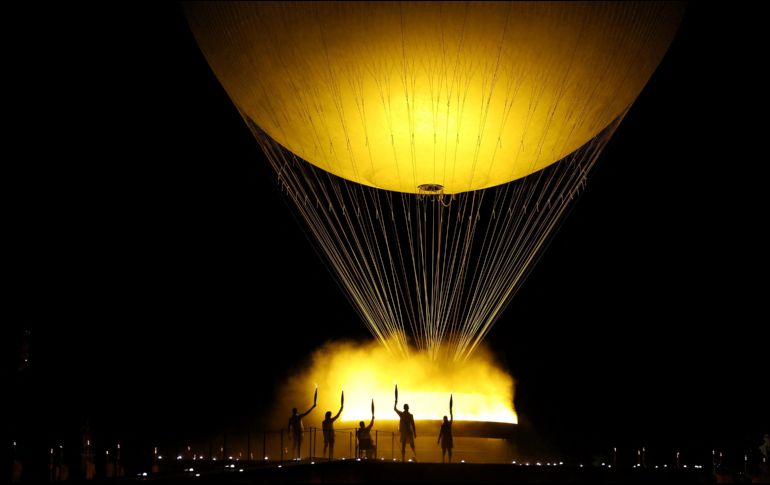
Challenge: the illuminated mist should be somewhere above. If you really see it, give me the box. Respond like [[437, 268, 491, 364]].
[[274, 340, 517, 425]]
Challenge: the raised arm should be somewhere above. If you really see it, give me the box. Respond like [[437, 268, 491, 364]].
[[331, 404, 343, 422], [299, 403, 316, 418], [367, 415, 375, 430]]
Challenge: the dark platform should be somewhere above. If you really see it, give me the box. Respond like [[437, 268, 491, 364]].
[[84, 461, 716, 484]]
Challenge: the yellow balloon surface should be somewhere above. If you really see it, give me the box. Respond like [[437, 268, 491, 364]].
[[187, 2, 682, 194]]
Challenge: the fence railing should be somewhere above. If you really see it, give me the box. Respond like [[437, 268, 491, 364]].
[[260, 427, 397, 463]]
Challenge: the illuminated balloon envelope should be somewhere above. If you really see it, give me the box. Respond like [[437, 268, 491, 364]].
[[186, 2, 683, 360]]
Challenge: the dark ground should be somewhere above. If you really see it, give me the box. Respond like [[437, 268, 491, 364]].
[[41, 460, 727, 484]]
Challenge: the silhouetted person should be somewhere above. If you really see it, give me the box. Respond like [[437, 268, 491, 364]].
[[394, 403, 417, 461], [438, 411, 454, 463], [288, 403, 315, 461], [322, 404, 343, 460], [357, 414, 376, 459]]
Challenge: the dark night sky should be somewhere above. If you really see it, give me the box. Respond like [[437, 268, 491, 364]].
[[6, 1, 767, 468]]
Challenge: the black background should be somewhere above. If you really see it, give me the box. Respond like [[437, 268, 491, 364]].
[[6, 1, 767, 475]]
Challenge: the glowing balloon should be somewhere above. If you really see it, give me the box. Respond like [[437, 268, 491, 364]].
[[187, 2, 682, 194], [186, 2, 683, 361]]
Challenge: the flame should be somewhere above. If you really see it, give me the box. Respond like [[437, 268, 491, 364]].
[[276, 340, 516, 424]]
